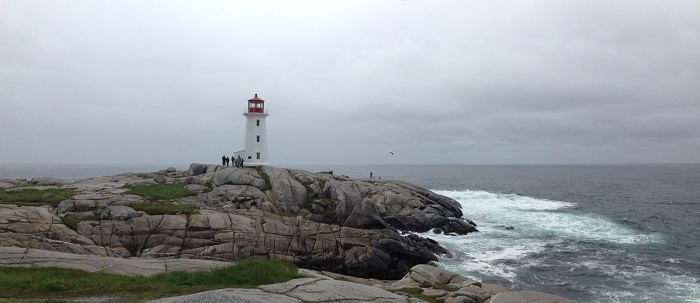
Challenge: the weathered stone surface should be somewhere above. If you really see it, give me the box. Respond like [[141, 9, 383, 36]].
[[406, 264, 470, 287], [211, 168, 267, 188], [146, 278, 430, 303], [30, 177, 68, 186], [422, 288, 450, 297], [388, 264, 519, 303], [0, 247, 229, 276], [147, 288, 302, 303], [58, 199, 104, 213], [455, 285, 491, 303], [0, 178, 21, 188], [1, 164, 476, 280], [481, 283, 514, 295], [205, 185, 267, 206], [101, 206, 143, 221], [173, 166, 479, 237], [490, 291, 578, 303], [260, 278, 412, 302], [445, 296, 477, 303], [205, 164, 226, 174], [184, 184, 207, 193], [388, 277, 422, 290], [268, 167, 476, 235]]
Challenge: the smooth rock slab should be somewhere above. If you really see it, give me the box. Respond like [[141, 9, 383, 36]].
[[145, 278, 430, 303], [259, 278, 419, 302], [490, 291, 578, 303], [145, 288, 302, 303], [0, 247, 229, 276], [409, 264, 469, 287], [445, 297, 477, 303], [455, 285, 491, 303]]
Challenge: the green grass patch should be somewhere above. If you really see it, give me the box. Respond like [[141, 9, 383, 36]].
[[129, 202, 198, 215], [123, 183, 196, 201], [255, 167, 272, 191], [277, 211, 297, 218], [311, 197, 335, 207], [0, 259, 303, 302], [433, 283, 459, 292], [0, 300, 77, 303], [0, 188, 75, 205], [61, 214, 99, 230]]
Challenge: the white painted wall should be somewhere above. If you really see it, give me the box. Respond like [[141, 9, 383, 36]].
[[241, 112, 269, 166]]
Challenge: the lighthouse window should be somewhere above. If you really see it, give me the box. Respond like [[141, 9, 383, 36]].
[[256, 135, 260, 142], [256, 152, 261, 159], [256, 120, 260, 126]]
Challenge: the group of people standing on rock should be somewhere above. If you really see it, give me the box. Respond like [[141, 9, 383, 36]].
[[222, 155, 244, 167]]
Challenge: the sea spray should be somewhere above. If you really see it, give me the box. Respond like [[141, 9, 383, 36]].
[[424, 189, 698, 303]]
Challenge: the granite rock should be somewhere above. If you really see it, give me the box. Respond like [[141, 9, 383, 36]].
[[1, 164, 476, 280]]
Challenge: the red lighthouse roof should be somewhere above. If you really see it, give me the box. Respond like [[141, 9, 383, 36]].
[[248, 94, 265, 102], [247, 93, 266, 114]]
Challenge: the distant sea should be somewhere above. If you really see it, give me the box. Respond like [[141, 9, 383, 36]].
[[2, 163, 699, 302], [0, 163, 188, 180]]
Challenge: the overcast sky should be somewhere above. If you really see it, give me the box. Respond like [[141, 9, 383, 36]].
[[1, 1, 699, 166]]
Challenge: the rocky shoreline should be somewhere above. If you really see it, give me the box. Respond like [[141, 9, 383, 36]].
[[0, 164, 577, 302], [0, 246, 576, 303]]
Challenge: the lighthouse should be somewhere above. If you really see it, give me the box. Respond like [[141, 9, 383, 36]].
[[234, 94, 269, 166]]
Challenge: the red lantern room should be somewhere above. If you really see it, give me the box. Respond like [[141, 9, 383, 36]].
[[247, 94, 265, 113]]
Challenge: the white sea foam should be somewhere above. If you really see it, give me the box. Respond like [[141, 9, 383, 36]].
[[425, 189, 696, 303], [586, 261, 700, 303], [434, 190, 663, 245]]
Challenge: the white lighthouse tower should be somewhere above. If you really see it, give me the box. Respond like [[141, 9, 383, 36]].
[[234, 93, 269, 166]]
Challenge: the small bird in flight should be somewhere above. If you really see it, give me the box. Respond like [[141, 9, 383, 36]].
[[389, 152, 394, 155]]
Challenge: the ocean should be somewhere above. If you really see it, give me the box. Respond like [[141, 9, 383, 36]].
[[0, 163, 189, 180], [305, 164, 700, 303], [2, 163, 699, 302]]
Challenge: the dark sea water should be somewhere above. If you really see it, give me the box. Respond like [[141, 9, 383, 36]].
[[297, 164, 700, 303], [2, 163, 699, 302]]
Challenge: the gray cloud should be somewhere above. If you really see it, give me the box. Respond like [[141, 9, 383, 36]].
[[1, 0, 699, 165]]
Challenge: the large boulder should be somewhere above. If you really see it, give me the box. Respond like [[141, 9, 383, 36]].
[[210, 167, 267, 188], [0, 178, 21, 189], [188, 163, 206, 176], [101, 206, 143, 221], [30, 177, 68, 186]]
